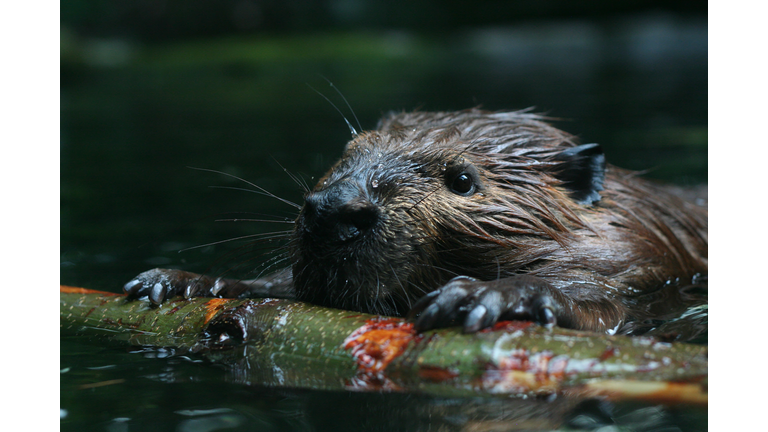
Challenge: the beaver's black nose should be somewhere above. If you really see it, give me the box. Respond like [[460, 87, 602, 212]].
[[302, 180, 379, 242]]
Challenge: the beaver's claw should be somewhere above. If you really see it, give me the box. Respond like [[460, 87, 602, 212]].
[[407, 275, 559, 333], [123, 268, 219, 305]]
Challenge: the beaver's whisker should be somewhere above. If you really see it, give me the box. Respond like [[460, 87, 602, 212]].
[[208, 185, 299, 203], [388, 263, 406, 298], [178, 231, 292, 253], [188, 166, 301, 209], [215, 218, 295, 224], [272, 157, 310, 194], [307, 82, 358, 137], [320, 76, 363, 134]]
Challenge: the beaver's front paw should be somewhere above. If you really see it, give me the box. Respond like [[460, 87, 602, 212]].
[[407, 275, 559, 333], [123, 268, 217, 305]]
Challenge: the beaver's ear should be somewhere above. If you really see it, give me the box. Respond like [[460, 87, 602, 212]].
[[552, 143, 605, 205]]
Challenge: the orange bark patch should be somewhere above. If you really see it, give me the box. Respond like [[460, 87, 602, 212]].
[[580, 380, 708, 405], [60, 285, 123, 296], [418, 365, 459, 381], [343, 318, 416, 374], [481, 320, 535, 333], [599, 346, 619, 361], [203, 298, 234, 324]]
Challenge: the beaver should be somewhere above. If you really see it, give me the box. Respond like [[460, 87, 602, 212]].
[[124, 109, 708, 334]]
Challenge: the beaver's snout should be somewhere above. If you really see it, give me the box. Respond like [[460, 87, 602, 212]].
[[302, 179, 380, 243]]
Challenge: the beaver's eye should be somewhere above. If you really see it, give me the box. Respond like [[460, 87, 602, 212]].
[[450, 172, 475, 195]]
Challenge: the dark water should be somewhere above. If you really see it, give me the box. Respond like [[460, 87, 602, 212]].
[[61, 334, 707, 431], [61, 12, 706, 432]]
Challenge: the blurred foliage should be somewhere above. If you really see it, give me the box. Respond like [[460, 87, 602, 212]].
[[61, 0, 706, 42]]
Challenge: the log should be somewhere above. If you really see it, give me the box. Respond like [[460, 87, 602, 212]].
[[59, 285, 707, 404]]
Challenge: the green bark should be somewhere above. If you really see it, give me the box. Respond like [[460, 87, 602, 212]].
[[60, 286, 707, 403]]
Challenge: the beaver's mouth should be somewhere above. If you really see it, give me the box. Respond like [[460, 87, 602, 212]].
[[291, 199, 429, 316], [291, 245, 413, 316]]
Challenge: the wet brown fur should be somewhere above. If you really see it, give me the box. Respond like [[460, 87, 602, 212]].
[[291, 109, 708, 332]]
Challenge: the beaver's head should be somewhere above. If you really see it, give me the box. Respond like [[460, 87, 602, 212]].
[[291, 109, 605, 315]]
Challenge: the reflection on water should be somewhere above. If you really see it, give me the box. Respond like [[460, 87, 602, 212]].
[[61, 11, 706, 432], [61, 337, 706, 432], [619, 276, 708, 343]]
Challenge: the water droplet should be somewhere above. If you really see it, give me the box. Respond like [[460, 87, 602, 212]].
[[371, 179, 379, 189]]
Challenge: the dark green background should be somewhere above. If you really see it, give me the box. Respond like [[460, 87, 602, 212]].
[[61, 2, 706, 430]]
